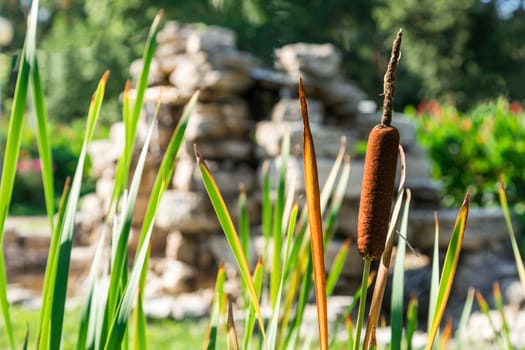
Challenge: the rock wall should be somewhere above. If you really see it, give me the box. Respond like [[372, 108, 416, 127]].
[[83, 20, 518, 307]]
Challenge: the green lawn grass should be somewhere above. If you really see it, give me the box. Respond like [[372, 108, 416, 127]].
[[0, 305, 215, 349]]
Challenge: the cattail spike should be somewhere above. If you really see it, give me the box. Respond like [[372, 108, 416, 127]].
[[381, 29, 403, 127]]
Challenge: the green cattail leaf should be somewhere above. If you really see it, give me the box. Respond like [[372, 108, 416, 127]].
[[261, 160, 272, 246], [48, 71, 108, 350], [406, 295, 418, 350], [493, 282, 512, 350], [37, 178, 70, 349], [227, 301, 240, 350], [499, 178, 525, 293], [268, 203, 299, 349], [135, 91, 198, 257], [329, 271, 376, 348], [391, 189, 411, 350], [103, 222, 154, 349], [243, 259, 263, 350], [326, 239, 350, 296], [76, 223, 108, 350], [132, 291, 147, 350], [455, 288, 475, 350], [0, 3, 40, 349], [205, 264, 226, 350], [284, 252, 313, 350], [30, 59, 55, 229], [300, 79, 328, 350], [426, 193, 470, 350], [238, 186, 250, 308], [112, 10, 163, 202], [271, 130, 290, 308], [324, 154, 351, 244], [345, 316, 354, 350], [475, 289, 503, 347], [105, 107, 157, 322], [427, 212, 441, 337], [196, 149, 267, 348]]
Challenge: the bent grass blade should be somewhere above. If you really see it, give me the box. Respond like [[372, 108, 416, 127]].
[[196, 147, 267, 349], [426, 193, 470, 350]]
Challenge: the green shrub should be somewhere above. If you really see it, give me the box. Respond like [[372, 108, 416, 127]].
[[0, 118, 102, 215], [407, 98, 525, 216]]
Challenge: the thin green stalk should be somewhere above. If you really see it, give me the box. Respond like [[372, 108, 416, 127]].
[[354, 258, 372, 350]]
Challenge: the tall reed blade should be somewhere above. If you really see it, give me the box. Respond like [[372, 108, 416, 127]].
[[406, 295, 418, 350], [112, 10, 163, 201], [49, 71, 109, 350], [268, 202, 299, 349], [227, 300, 240, 350], [498, 177, 525, 293], [426, 193, 470, 350], [104, 222, 155, 349], [299, 78, 328, 350], [195, 146, 267, 348], [391, 189, 412, 350], [30, 59, 55, 229], [205, 264, 226, 350], [76, 222, 108, 350], [0, 2, 40, 348], [242, 258, 263, 350], [493, 281, 512, 350], [326, 239, 350, 296], [454, 288, 475, 350], [37, 178, 70, 349], [271, 130, 290, 308]]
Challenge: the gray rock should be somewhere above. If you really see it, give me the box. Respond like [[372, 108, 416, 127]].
[[169, 57, 253, 95], [165, 231, 198, 264], [7, 287, 35, 305], [209, 48, 261, 72], [408, 207, 516, 251], [316, 80, 366, 114], [130, 58, 165, 84], [185, 101, 252, 141], [172, 157, 256, 195], [128, 85, 191, 106], [161, 260, 197, 294], [186, 25, 236, 53], [271, 98, 324, 124], [171, 291, 213, 320], [143, 297, 173, 319], [88, 140, 122, 177], [155, 190, 219, 233], [255, 121, 354, 158], [185, 139, 252, 160], [275, 43, 341, 78], [249, 67, 297, 88]]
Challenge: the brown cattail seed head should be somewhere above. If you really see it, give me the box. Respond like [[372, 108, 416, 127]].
[[357, 124, 399, 259]]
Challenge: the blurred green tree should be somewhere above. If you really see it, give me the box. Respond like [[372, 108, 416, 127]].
[[3, 0, 525, 121], [374, 0, 525, 108]]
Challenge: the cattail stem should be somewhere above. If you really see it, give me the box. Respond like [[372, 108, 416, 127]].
[[381, 29, 403, 127], [353, 258, 372, 350]]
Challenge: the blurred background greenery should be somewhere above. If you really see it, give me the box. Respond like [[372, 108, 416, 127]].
[[0, 0, 524, 215]]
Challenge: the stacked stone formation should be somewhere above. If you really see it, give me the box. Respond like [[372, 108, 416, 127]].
[[126, 21, 262, 300], [253, 42, 442, 289]]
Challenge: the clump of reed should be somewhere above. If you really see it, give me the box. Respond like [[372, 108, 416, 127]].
[[6, 1, 524, 349]]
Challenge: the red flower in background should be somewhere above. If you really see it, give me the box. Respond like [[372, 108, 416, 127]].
[[509, 101, 523, 115]]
